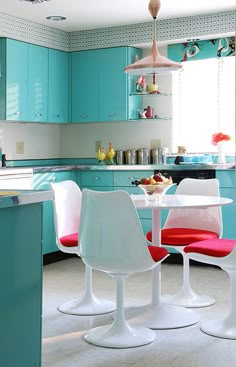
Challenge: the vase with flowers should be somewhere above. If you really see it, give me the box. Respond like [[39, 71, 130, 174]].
[[212, 132, 231, 164]]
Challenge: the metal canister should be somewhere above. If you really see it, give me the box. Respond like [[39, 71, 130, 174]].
[[125, 149, 137, 165], [116, 150, 125, 165], [138, 148, 151, 165], [151, 148, 159, 164]]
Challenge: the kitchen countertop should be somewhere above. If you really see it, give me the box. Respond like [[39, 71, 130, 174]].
[[0, 189, 52, 209], [0, 163, 235, 174], [31, 163, 235, 172]]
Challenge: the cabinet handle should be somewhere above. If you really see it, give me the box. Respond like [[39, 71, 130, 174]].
[[93, 176, 101, 180], [35, 113, 42, 117], [129, 177, 139, 181], [49, 178, 57, 182], [108, 113, 117, 117], [14, 112, 22, 115], [53, 114, 61, 118], [80, 114, 88, 118]]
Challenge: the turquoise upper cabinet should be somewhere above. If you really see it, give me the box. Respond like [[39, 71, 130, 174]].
[[99, 46, 141, 122], [48, 49, 69, 123], [0, 38, 28, 121], [28, 44, 49, 122], [71, 46, 141, 123], [71, 50, 99, 123], [99, 47, 127, 122]]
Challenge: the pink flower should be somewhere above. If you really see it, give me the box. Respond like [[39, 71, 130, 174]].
[[212, 132, 231, 146]]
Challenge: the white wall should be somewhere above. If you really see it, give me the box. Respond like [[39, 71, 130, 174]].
[[0, 121, 60, 160]]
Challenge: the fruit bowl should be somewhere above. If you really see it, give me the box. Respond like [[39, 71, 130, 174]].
[[139, 183, 175, 200]]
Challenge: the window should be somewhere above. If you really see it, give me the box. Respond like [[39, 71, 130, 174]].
[[172, 57, 235, 153]]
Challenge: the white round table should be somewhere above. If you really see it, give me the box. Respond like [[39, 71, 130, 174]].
[[126, 194, 233, 330]]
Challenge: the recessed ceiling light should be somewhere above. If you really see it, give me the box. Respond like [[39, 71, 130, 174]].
[[46, 15, 66, 21]]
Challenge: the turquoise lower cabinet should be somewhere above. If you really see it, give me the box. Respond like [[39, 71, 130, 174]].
[[217, 170, 236, 240], [0, 203, 42, 367], [220, 188, 236, 239], [74, 170, 81, 187], [33, 171, 76, 254], [114, 170, 154, 188], [80, 170, 114, 190]]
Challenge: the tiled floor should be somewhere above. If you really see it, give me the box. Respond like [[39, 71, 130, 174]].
[[42, 257, 236, 367]]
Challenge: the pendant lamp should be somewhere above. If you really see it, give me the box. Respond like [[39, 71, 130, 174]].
[[124, 0, 182, 75]]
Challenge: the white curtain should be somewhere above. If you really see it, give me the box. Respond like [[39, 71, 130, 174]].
[[173, 57, 235, 154]]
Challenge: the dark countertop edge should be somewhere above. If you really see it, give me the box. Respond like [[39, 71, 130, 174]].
[[0, 190, 53, 209]]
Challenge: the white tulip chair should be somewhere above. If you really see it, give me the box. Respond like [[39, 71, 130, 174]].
[[185, 238, 236, 339], [79, 189, 169, 348], [51, 180, 115, 315]]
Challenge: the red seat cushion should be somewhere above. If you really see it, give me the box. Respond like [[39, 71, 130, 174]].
[[184, 239, 235, 257], [148, 246, 168, 262], [146, 228, 218, 246], [59, 233, 78, 247]]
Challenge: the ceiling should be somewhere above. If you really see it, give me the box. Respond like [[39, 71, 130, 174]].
[[1, 0, 235, 32]]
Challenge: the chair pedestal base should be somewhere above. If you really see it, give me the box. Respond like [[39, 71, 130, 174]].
[[162, 290, 216, 308], [84, 324, 156, 348], [58, 297, 115, 316], [125, 302, 199, 329], [201, 318, 236, 340]]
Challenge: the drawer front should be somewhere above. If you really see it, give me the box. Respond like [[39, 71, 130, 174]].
[[81, 171, 113, 187], [33, 171, 75, 189], [114, 171, 154, 187]]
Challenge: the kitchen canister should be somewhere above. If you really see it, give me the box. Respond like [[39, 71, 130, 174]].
[[116, 150, 125, 165], [138, 148, 151, 165], [125, 149, 137, 165], [151, 148, 159, 164]]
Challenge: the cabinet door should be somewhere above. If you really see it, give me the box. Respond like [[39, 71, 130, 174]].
[[33, 173, 54, 254], [28, 44, 48, 122], [71, 50, 99, 123], [48, 49, 69, 123], [6, 39, 29, 121], [99, 47, 128, 121]]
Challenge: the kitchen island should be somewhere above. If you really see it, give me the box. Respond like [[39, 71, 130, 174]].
[[0, 189, 52, 367]]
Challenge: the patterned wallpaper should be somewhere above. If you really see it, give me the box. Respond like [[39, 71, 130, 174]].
[[0, 10, 235, 52], [168, 37, 235, 62]]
